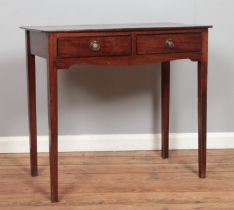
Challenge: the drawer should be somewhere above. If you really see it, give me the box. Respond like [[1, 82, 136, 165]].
[[57, 35, 131, 58], [136, 33, 201, 55]]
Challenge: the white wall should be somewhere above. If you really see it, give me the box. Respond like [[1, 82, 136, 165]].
[[195, 0, 234, 131], [0, 0, 234, 141]]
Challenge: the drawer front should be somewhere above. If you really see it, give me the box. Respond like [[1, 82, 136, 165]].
[[58, 35, 131, 58], [137, 33, 201, 55]]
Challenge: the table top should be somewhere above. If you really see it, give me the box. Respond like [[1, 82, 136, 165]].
[[20, 22, 212, 32]]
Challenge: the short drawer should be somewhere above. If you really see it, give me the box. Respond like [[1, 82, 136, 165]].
[[57, 35, 131, 58], [136, 33, 201, 55]]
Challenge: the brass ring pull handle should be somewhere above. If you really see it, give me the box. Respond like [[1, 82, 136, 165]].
[[90, 40, 101, 52], [166, 39, 175, 49]]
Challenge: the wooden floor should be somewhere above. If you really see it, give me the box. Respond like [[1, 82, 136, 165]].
[[1, 150, 234, 210]]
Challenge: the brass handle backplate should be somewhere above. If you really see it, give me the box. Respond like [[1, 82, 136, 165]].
[[166, 39, 175, 49], [90, 40, 101, 52]]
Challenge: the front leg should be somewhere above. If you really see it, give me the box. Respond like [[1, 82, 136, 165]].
[[198, 60, 208, 178], [47, 34, 58, 202], [198, 29, 208, 178]]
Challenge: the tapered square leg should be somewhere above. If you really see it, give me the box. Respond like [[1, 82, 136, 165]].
[[47, 63, 58, 202], [161, 62, 170, 159], [198, 61, 207, 178], [26, 31, 38, 177], [197, 29, 208, 179], [47, 34, 58, 202]]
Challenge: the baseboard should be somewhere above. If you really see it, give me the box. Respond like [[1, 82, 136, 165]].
[[0, 133, 234, 153]]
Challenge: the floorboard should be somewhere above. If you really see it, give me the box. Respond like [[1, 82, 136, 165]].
[[0, 149, 233, 210]]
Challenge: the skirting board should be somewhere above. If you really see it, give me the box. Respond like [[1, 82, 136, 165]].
[[0, 133, 234, 153]]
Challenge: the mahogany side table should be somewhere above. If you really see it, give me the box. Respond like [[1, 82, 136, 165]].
[[21, 23, 212, 202]]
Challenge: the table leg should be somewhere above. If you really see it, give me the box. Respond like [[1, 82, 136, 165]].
[[198, 60, 207, 178], [26, 31, 38, 177], [161, 62, 170, 159], [47, 55, 58, 202]]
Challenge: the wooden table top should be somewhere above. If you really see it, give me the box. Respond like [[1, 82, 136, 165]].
[[20, 22, 212, 32]]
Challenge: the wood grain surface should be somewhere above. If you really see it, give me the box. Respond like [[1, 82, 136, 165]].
[[137, 33, 201, 55], [0, 150, 233, 210], [57, 35, 131, 58]]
